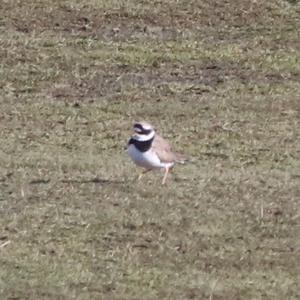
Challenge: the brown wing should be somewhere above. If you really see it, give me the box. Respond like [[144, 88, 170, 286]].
[[151, 134, 178, 163]]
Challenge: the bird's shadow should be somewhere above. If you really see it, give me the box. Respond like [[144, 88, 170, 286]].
[[29, 177, 125, 186]]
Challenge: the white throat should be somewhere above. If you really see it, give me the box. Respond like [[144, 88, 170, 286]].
[[133, 130, 155, 142]]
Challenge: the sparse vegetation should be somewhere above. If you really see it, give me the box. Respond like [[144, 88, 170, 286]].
[[0, 0, 299, 299]]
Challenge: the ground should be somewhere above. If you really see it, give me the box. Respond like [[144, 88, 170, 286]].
[[0, 0, 300, 299]]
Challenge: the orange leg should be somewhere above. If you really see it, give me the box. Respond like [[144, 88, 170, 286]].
[[162, 167, 170, 185], [138, 169, 151, 181]]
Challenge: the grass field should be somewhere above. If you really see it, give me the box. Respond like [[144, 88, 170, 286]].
[[0, 0, 300, 299]]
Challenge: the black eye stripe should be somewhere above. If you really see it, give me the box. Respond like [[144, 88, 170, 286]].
[[134, 124, 152, 135], [134, 123, 143, 131]]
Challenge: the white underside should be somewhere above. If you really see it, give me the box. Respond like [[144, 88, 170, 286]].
[[127, 144, 174, 170]]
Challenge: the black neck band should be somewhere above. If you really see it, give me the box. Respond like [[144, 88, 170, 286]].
[[128, 137, 154, 152]]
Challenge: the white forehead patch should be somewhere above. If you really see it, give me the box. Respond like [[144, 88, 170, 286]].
[[134, 127, 143, 133]]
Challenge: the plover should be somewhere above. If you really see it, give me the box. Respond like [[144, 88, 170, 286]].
[[127, 121, 185, 184]]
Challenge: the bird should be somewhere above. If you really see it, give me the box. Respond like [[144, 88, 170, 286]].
[[127, 121, 185, 185]]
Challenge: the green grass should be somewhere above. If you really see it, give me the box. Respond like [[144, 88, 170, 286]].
[[0, 0, 300, 299]]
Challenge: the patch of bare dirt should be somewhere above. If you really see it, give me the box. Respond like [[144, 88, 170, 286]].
[[2, 0, 297, 41], [48, 62, 269, 102]]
